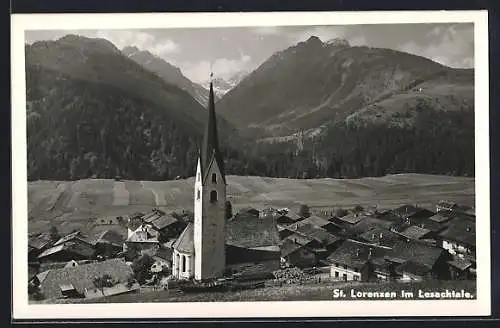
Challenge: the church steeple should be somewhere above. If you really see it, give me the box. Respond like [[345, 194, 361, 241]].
[[201, 73, 226, 184]]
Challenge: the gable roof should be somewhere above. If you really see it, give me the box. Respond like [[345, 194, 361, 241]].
[[37, 240, 96, 259], [295, 224, 342, 246], [280, 239, 305, 258], [89, 229, 124, 246], [141, 210, 165, 223], [326, 240, 389, 269], [387, 240, 445, 268], [336, 213, 366, 225], [150, 214, 178, 230], [172, 223, 194, 254], [127, 217, 143, 231], [226, 214, 280, 249], [350, 216, 394, 234], [29, 232, 53, 250], [282, 233, 315, 247], [36, 258, 134, 300], [395, 260, 432, 277], [154, 247, 174, 261], [393, 205, 434, 219], [399, 225, 431, 240], [54, 231, 89, 246], [447, 256, 473, 271], [438, 217, 475, 246], [359, 228, 402, 247], [299, 215, 331, 228]]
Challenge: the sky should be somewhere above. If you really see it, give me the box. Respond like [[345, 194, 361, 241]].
[[25, 23, 474, 84]]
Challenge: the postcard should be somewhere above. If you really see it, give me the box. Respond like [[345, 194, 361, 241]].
[[11, 10, 490, 319]]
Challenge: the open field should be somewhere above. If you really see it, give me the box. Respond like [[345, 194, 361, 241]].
[[27, 173, 475, 235], [33, 279, 476, 304]]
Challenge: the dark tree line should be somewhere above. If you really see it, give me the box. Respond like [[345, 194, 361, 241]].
[[26, 66, 474, 181]]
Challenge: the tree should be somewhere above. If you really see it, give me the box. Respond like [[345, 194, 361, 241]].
[[336, 208, 348, 217], [352, 205, 364, 213], [92, 274, 116, 293], [131, 254, 155, 285], [225, 200, 233, 220], [49, 226, 60, 242], [28, 281, 44, 300], [299, 204, 311, 218]]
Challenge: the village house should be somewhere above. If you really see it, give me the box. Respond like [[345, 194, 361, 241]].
[[447, 255, 475, 280], [437, 216, 476, 258], [358, 228, 403, 248], [36, 231, 95, 264], [225, 213, 281, 280], [394, 260, 434, 282], [326, 239, 389, 282], [349, 216, 395, 235], [31, 258, 139, 300], [392, 205, 435, 222], [296, 215, 341, 234], [385, 239, 451, 280], [88, 229, 125, 259], [280, 239, 317, 268], [28, 232, 53, 262]]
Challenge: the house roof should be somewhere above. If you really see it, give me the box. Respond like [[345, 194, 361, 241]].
[[127, 217, 143, 231], [36, 258, 134, 300], [37, 240, 96, 259], [438, 217, 475, 246], [150, 215, 178, 230], [154, 247, 174, 261], [295, 224, 342, 246], [299, 215, 331, 228], [387, 240, 445, 268], [326, 240, 389, 269], [395, 260, 432, 277], [53, 231, 84, 246], [288, 213, 304, 222], [393, 205, 434, 218], [226, 213, 280, 249], [350, 216, 394, 234], [447, 256, 473, 271], [280, 239, 305, 257], [89, 229, 125, 246], [429, 212, 454, 223], [172, 223, 194, 254], [359, 229, 401, 247], [336, 213, 366, 225], [399, 225, 431, 240], [282, 233, 314, 246], [29, 232, 53, 250]]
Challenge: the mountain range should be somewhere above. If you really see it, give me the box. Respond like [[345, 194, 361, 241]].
[[217, 36, 473, 139], [24, 34, 475, 181]]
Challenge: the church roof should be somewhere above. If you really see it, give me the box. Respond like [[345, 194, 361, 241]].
[[200, 81, 226, 185], [172, 222, 194, 254], [226, 213, 280, 249]]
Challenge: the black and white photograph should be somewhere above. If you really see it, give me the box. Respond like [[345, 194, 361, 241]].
[[11, 11, 490, 319]]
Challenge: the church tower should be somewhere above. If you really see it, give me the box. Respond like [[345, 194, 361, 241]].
[[193, 74, 227, 281]]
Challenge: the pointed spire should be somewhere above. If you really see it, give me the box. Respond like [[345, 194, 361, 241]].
[[201, 72, 226, 184]]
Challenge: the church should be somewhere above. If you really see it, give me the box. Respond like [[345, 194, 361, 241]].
[[170, 75, 281, 282], [171, 76, 228, 281]]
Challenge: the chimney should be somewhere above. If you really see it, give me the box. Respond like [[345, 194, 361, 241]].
[[379, 232, 383, 239], [368, 248, 373, 257], [356, 248, 360, 257]]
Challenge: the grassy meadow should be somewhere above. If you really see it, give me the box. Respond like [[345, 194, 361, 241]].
[[28, 173, 475, 235]]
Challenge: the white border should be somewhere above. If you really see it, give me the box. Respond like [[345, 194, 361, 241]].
[[11, 10, 490, 319]]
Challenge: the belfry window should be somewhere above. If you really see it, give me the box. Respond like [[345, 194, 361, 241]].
[[197, 189, 200, 200], [212, 173, 217, 183], [210, 190, 218, 203]]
